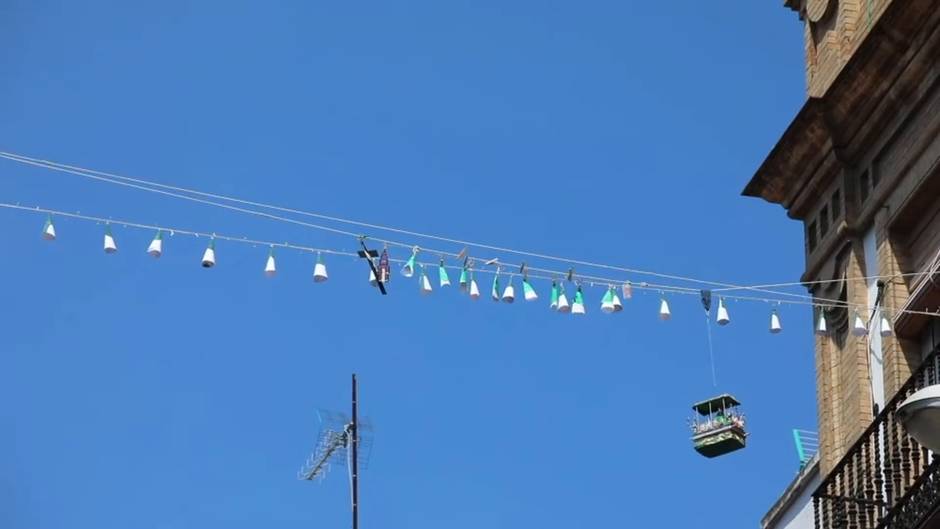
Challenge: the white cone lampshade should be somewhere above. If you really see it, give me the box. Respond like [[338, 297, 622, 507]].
[[770, 310, 782, 334], [659, 298, 671, 321], [816, 310, 828, 336], [571, 287, 586, 315], [147, 230, 163, 258], [439, 262, 451, 288], [103, 226, 118, 253], [369, 268, 378, 286], [420, 267, 433, 295], [557, 286, 571, 313], [549, 281, 559, 310], [41, 215, 56, 240], [201, 240, 216, 268], [716, 298, 730, 326], [502, 281, 515, 303], [523, 280, 538, 301], [622, 282, 633, 300], [264, 248, 277, 277], [880, 314, 893, 337], [600, 288, 616, 314], [852, 311, 868, 336], [612, 291, 623, 312], [401, 250, 417, 278], [469, 276, 481, 300], [313, 254, 329, 283]]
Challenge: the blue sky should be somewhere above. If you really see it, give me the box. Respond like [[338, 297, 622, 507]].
[[0, 2, 815, 527]]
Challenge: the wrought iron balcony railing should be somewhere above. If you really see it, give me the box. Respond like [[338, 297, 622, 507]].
[[813, 345, 940, 529]]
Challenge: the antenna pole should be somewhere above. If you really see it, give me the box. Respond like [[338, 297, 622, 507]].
[[351, 374, 359, 529]]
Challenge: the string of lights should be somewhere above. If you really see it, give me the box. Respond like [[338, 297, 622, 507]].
[[6, 202, 940, 327]]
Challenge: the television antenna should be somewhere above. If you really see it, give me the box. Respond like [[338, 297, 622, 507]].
[[298, 374, 374, 529]]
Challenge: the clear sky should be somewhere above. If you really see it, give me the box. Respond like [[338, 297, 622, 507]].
[[0, 2, 816, 527]]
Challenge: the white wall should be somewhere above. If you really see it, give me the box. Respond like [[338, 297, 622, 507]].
[[765, 469, 821, 529]]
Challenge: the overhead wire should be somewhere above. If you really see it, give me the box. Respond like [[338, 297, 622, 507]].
[[0, 150, 837, 301]]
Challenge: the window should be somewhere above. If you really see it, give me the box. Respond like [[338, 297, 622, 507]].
[[860, 171, 871, 204], [831, 189, 841, 220], [820, 205, 830, 236], [808, 220, 818, 253]]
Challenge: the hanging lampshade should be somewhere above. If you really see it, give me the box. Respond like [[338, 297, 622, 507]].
[[815, 309, 828, 336], [420, 266, 433, 295], [458, 267, 469, 291], [612, 290, 623, 312], [770, 309, 782, 334], [572, 286, 586, 315], [147, 230, 163, 258], [264, 247, 277, 277], [549, 281, 559, 310], [201, 239, 216, 268], [852, 310, 868, 337], [469, 274, 481, 300], [491, 274, 500, 302], [369, 268, 378, 286], [880, 313, 893, 337], [41, 215, 56, 240], [600, 287, 616, 314], [401, 248, 417, 278], [313, 253, 329, 283], [716, 298, 731, 326], [522, 279, 538, 302], [502, 279, 515, 303], [103, 225, 118, 254], [439, 259, 451, 288], [378, 249, 391, 283], [622, 282, 633, 300], [659, 298, 671, 321], [557, 285, 571, 313]]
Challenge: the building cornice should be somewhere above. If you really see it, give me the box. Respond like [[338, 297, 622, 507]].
[[742, 0, 937, 219]]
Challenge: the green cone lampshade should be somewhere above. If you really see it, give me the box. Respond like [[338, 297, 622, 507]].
[[439, 260, 451, 288], [523, 280, 538, 302], [491, 275, 500, 302], [201, 239, 216, 268], [549, 281, 559, 309], [401, 251, 417, 278], [572, 287, 586, 315], [458, 267, 469, 291], [600, 288, 616, 313], [147, 230, 163, 257], [41, 215, 56, 240], [103, 225, 118, 253]]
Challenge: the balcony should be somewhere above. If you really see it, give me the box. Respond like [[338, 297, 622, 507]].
[[813, 346, 940, 529]]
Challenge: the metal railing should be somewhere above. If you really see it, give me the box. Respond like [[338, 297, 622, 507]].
[[813, 346, 940, 529]]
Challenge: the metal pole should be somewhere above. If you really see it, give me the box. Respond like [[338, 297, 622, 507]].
[[351, 374, 359, 529]]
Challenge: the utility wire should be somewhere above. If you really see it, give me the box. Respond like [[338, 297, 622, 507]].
[[0, 151, 833, 301]]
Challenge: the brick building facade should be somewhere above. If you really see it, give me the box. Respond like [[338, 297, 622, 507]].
[[747, 1, 940, 528]]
